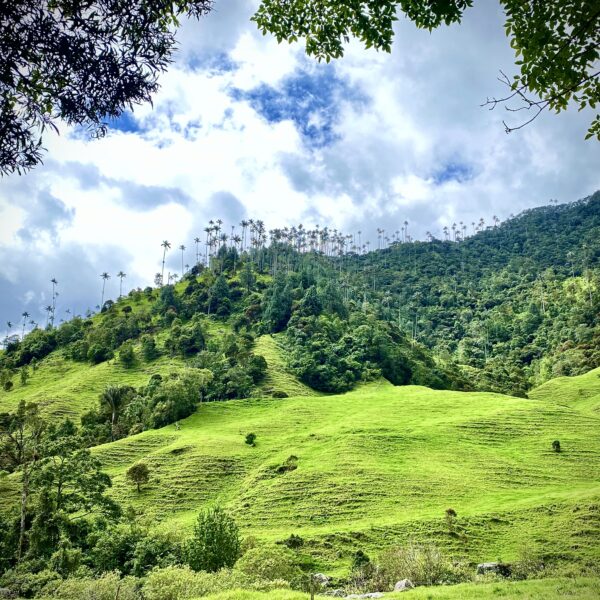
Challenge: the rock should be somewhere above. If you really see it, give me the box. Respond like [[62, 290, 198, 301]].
[[313, 572, 331, 586], [326, 591, 345, 598], [394, 579, 414, 591], [344, 594, 385, 599], [477, 562, 511, 577]]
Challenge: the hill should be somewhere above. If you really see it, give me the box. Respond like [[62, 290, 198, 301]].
[[3, 366, 598, 577], [0, 194, 599, 597]]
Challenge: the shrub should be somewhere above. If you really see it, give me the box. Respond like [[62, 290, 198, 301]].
[[245, 433, 257, 446], [143, 565, 214, 600], [552, 440, 561, 453], [233, 545, 300, 584], [44, 571, 139, 600], [87, 344, 113, 364], [185, 507, 241, 573], [276, 455, 298, 474], [375, 542, 449, 588], [141, 335, 159, 361], [119, 342, 136, 368], [3, 380, 13, 392], [281, 534, 304, 549], [445, 508, 457, 531], [511, 543, 545, 580], [246, 354, 268, 383], [0, 568, 60, 598]]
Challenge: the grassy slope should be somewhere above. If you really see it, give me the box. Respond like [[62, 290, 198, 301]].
[[0, 350, 186, 419], [85, 368, 600, 573], [200, 578, 600, 599], [254, 334, 320, 398], [1, 329, 599, 576]]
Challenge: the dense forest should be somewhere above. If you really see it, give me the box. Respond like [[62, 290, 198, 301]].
[[2, 192, 599, 401]]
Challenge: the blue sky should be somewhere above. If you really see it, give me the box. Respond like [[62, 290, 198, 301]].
[[0, 0, 599, 329]]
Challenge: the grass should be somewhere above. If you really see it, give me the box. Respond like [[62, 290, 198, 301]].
[[1, 325, 599, 579], [0, 349, 186, 419], [254, 334, 320, 398], [199, 578, 600, 600], [76, 367, 600, 574]]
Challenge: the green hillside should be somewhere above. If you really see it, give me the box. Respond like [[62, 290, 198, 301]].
[[93, 367, 600, 571], [5, 364, 597, 574], [1, 196, 599, 598]]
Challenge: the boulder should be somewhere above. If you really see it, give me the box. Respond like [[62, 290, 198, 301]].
[[345, 594, 385, 599], [326, 591, 345, 598], [394, 579, 414, 592], [477, 562, 511, 577], [313, 572, 331, 587]]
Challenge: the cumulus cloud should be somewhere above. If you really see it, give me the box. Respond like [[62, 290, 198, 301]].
[[0, 1, 599, 329]]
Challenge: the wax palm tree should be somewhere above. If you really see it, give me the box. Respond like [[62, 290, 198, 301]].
[[100, 272, 110, 308], [194, 237, 201, 265], [179, 244, 186, 277], [160, 240, 171, 285], [45, 306, 53, 327], [117, 271, 126, 299], [50, 277, 58, 327], [21, 312, 30, 339]]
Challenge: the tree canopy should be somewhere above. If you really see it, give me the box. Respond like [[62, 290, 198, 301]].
[[253, 0, 600, 139], [0, 0, 213, 176]]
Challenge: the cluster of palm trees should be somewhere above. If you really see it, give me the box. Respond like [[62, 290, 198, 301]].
[[99, 271, 127, 308], [155, 215, 503, 283], [4, 213, 504, 346]]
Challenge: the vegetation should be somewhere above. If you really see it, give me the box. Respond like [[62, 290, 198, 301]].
[[0, 196, 598, 597], [1, 0, 213, 175]]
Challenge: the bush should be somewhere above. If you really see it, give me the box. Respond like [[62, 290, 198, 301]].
[[185, 507, 240, 573], [0, 568, 60, 598], [281, 534, 304, 549], [245, 433, 256, 446], [552, 440, 561, 453], [141, 335, 159, 361], [87, 344, 113, 364], [143, 565, 214, 600], [375, 542, 449, 589], [44, 571, 139, 600], [119, 342, 136, 368], [233, 546, 300, 584]]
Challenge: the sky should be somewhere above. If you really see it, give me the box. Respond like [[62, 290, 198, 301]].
[[1, 0, 599, 331]]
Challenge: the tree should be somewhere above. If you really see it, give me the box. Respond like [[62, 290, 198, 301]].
[[240, 261, 256, 294], [28, 419, 118, 560], [117, 271, 127, 299], [1, 0, 213, 176], [21, 311, 30, 339], [185, 506, 240, 572], [179, 244, 186, 277], [119, 341, 136, 368], [100, 385, 133, 441], [161, 241, 171, 285], [100, 272, 111, 308], [126, 462, 150, 492], [0, 401, 46, 561], [253, 0, 600, 139]]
